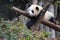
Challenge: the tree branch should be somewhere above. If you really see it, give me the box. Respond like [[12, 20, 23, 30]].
[[10, 0, 59, 31], [11, 6, 32, 18], [11, 6, 27, 15], [41, 19, 60, 31], [11, 6, 60, 32]]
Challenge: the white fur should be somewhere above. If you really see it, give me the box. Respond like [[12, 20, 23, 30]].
[[27, 5, 54, 20], [44, 11, 54, 20]]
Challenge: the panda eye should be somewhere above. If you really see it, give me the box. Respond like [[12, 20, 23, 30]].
[[31, 10, 34, 13], [36, 7, 39, 10]]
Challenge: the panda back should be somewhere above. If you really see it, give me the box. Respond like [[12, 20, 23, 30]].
[[44, 11, 54, 20]]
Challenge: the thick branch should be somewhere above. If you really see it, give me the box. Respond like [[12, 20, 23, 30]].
[[11, 6, 32, 18], [11, 6, 60, 32], [41, 19, 60, 32], [11, 6, 27, 15]]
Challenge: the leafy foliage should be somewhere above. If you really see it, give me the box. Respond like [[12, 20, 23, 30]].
[[57, 1, 60, 4], [0, 18, 49, 40]]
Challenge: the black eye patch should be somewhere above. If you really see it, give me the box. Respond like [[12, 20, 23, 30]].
[[36, 7, 39, 10], [31, 10, 34, 13]]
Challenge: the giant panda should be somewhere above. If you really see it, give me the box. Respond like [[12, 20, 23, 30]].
[[26, 5, 56, 29]]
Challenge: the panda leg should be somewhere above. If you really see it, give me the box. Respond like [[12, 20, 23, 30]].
[[49, 17, 57, 24], [26, 18, 37, 29]]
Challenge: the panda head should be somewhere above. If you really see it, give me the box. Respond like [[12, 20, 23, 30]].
[[27, 5, 43, 17]]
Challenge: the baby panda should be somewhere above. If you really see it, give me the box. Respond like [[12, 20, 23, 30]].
[[26, 5, 56, 29]]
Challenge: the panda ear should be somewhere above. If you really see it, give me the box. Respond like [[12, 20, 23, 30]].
[[28, 4, 31, 7], [28, 3, 31, 7], [36, 7, 39, 11]]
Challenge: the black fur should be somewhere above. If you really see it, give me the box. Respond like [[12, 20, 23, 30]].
[[49, 17, 56, 24], [26, 12, 41, 29]]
